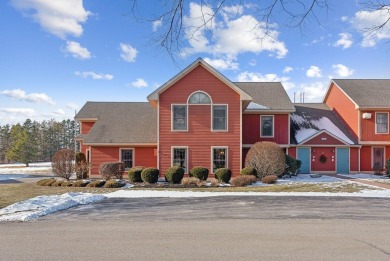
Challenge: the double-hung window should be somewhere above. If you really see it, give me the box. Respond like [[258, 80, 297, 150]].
[[212, 147, 227, 173], [213, 105, 227, 131], [121, 149, 133, 170], [376, 112, 388, 134], [261, 115, 274, 137], [172, 105, 187, 131], [172, 147, 187, 173]]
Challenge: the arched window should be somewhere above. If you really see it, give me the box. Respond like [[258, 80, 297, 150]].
[[188, 91, 211, 104]]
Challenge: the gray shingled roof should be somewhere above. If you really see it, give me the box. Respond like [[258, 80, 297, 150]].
[[75, 102, 157, 144], [234, 82, 295, 111], [291, 103, 357, 145], [332, 79, 390, 108]]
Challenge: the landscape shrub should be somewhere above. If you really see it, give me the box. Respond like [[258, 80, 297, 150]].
[[189, 167, 209, 181], [141, 168, 159, 183], [37, 178, 56, 186], [99, 162, 125, 180], [296, 160, 302, 170], [72, 180, 90, 187], [285, 155, 298, 174], [164, 166, 185, 184], [51, 149, 75, 180], [61, 180, 74, 187], [128, 167, 144, 183], [261, 175, 278, 184], [181, 177, 202, 187], [240, 167, 257, 177], [103, 180, 125, 188], [75, 152, 89, 179], [230, 175, 257, 187], [209, 178, 220, 187], [87, 180, 106, 188], [386, 158, 390, 177], [214, 168, 232, 183], [52, 180, 64, 187], [245, 142, 285, 179]]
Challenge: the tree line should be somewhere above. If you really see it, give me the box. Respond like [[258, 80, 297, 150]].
[[0, 119, 79, 166]]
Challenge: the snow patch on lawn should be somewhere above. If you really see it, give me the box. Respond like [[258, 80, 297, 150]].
[[0, 162, 52, 174], [0, 193, 106, 222]]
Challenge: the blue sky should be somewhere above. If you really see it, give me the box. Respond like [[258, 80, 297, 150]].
[[1, 0, 389, 125]]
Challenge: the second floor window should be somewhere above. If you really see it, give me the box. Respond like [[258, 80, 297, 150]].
[[172, 105, 187, 131], [376, 113, 388, 134], [261, 115, 274, 137], [213, 105, 227, 131]]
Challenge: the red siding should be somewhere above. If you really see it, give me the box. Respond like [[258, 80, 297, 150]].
[[311, 147, 336, 172], [81, 121, 95, 134], [242, 114, 289, 144], [350, 147, 359, 172], [288, 147, 296, 158], [325, 83, 359, 140], [302, 132, 345, 145], [361, 111, 390, 141], [159, 65, 241, 176], [90, 146, 157, 177]]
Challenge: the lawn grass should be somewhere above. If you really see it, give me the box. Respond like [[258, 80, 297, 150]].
[[0, 181, 376, 209]]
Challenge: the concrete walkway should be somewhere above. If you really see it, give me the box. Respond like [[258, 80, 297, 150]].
[[326, 174, 390, 190]]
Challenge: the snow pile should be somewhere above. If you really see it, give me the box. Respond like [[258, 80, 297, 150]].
[[0, 193, 106, 222], [277, 174, 342, 183], [338, 174, 390, 180], [291, 114, 353, 144], [0, 162, 52, 174]]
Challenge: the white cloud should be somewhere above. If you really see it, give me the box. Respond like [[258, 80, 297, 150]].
[[66, 103, 79, 110], [332, 64, 354, 77], [299, 82, 327, 101], [53, 109, 65, 115], [341, 16, 348, 22], [120, 43, 138, 62], [306, 66, 322, 78], [1, 89, 55, 105], [249, 59, 256, 66], [11, 0, 91, 39], [182, 3, 287, 59], [334, 33, 353, 49], [237, 71, 295, 90], [130, 78, 148, 88], [75, 71, 113, 80], [353, 7, 390, 47], [204, 57, 239, 70], [283, 66, 293, 74], [0, 108, 35, 117], [65, 41, 91, 60], [152, 18, 163, 32]]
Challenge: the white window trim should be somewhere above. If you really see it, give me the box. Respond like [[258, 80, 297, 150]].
[[211, 146, 228, 173], [171, 104, 188, 132], [119, 148, 135, 170], [171, 146, 189, 174], [187, 90, 213, 104], [260, 115, 275, 138], [375, 112, 389, 134], [212, 104, 228, 132], [371, 146, 385, 169]]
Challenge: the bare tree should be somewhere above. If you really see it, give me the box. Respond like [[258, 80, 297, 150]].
[[129, 0, 389, 58]]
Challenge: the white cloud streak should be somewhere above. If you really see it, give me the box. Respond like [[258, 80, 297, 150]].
[[334, 33, 353, 49], [11, 0, 91, 39], [120, 43, 138, 63], [75, 71, 113, 80], [332, 64, 354, 77], [237, 71, 295, 90], [306, 66, 322, 78], [130, 78, 148, 88], [1, 89, 55, 105], [65, 41, 91, 60]]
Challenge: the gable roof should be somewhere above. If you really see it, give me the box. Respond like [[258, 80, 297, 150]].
[[75, 102, 157, 144], [325, 79, 390, 109], [235, 82, 295, 112], [147, 58, 252, 103], [290, 103, 357, 145]]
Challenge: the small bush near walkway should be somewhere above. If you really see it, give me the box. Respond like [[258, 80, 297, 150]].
[[103, 180, 125, 188], [261, 175, 278, 184], [99, 162, 125, 180], [87, 180, 106, 188], [214, 168, 232, 183], [128, 167, 144, 183], [51, 149, 75, 180], [189, 167, 209, 181], [230, 175, 257, 187], [165, 166, 185, 184], [240, 167, 257, 177], [181, 177, 203, 187], [141, 168, 159, 183]]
